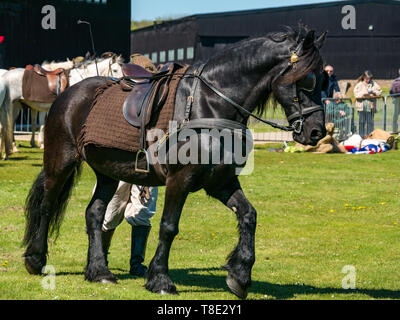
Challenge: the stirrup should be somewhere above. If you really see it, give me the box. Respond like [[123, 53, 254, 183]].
[[135, 149, 150, 173]]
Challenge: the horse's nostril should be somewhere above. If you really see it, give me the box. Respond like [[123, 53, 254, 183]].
[[310, 129, 323, 142]]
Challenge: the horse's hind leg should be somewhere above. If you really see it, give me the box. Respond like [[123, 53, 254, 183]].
[[205, 177, 257, 299], [145, 173, 189, 294], [24, 160, 80, 275], [84, 173, 119, 283]]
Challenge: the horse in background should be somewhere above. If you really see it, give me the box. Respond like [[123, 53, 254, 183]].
[[0, 53, 124, 159]]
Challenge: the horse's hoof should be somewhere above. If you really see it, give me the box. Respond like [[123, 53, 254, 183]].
[[146, 274, 177, 295], [24, 255, 45, 275], [226, 274, 248, 299], [100, 279, 116, 284], [85, 268, 117, 284]]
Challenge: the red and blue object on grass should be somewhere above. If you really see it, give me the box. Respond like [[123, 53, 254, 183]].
[[348, 143, 391, 154]]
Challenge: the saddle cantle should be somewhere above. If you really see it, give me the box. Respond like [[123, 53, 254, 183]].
[[122, 62, 183, 128]]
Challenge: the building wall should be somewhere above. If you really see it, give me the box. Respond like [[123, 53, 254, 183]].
[[131, 1, 400, 79], [131, 19, 198, 65], [0, 0, 130, 69], [196, 1, 400, 79]]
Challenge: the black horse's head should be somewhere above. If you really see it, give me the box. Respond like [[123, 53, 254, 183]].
[[268, 29, 328, 146]]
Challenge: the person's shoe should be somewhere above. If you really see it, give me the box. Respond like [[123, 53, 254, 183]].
[[101, 228, 115, 267], [129, 225, 151, 277]]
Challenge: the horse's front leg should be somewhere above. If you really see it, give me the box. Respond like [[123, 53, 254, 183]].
[[206, 177, 256, 299], [84, 173, 119, 283], [145, 174, 189, 294]]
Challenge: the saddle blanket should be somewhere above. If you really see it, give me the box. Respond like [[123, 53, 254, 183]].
[[22, 68, 58, 103], [78, 64, 189, 153]]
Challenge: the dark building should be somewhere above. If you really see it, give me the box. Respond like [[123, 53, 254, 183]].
[[131, 0, 400, 79], [0, 0, 130, 69]]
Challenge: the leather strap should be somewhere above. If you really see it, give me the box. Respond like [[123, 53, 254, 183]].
[[184, 63, 206, 121], [194, 75, 295, 132]]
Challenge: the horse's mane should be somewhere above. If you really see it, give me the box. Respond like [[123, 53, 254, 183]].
[[41, 59, 74, 71]]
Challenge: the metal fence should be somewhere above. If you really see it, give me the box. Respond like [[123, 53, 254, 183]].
[[14, 107, 42, 133], [248, 95, 399, 143]]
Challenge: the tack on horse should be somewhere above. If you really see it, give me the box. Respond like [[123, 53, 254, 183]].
[[0, 54, 124, 159], [23, 28, 327, 299]]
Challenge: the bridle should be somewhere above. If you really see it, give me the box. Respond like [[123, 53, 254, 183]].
[[184, 42, 323, 134]]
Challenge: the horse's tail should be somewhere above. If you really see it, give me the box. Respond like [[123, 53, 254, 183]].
[[22, 164, 82, 247]]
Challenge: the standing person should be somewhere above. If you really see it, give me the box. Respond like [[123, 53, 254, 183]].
[[101, 183, 158, 277], [390, 68, 400, 132], [353, 70, 382, 137], [321, 64, 343, 102]]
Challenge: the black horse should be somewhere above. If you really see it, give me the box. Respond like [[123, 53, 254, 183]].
[[23, 28, 327, 299]]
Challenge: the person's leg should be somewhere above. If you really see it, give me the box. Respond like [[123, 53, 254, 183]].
[[367, 110, 374, 136], [124, 186, 158, 276], [358, 111, 365, 137], [100, 181, 132, 265]]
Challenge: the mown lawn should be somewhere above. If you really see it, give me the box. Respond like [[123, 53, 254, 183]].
[[0, 141, 399, 300]]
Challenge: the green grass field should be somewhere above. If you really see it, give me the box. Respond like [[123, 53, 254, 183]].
[[1, 142, 400, 300]]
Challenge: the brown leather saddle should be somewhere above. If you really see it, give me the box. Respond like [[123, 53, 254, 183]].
[[122, 62, 182, 128], [121, 61, 183, 172], [25, 64, 69, 95]]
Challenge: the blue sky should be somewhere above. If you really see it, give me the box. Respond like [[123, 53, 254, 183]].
[[131, 0, 341, 21]]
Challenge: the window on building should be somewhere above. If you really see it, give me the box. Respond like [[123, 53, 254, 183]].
[[144, 53, 149, 59], [159, 51, 166, 63], [177, 48, 184, 60], [168, 49, 175, 62], [186, 47, 194, 60], [151, 52, 158, 63]]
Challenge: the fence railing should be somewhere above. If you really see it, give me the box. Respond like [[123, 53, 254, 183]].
[[248, 94, 399, 142], [384, 93, 400, 133]]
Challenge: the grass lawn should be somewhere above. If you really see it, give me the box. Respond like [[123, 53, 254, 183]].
[[0, 141, 399, 300]]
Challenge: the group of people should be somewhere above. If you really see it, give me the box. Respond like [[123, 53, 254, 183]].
[[322, 65, 400, 139]]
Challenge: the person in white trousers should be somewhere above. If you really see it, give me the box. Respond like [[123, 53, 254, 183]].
[[101, 182, 158, 277]]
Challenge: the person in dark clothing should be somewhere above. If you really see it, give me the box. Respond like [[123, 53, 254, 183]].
[[321, 65, 351, 140], [321, 65, 343, 100]]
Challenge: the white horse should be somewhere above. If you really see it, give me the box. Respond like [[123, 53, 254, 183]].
[[0, 54, 124, 159]]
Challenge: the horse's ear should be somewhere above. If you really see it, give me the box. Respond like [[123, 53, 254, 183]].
[[303, 30, 315, 49], [315, 31, 328, 49]]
